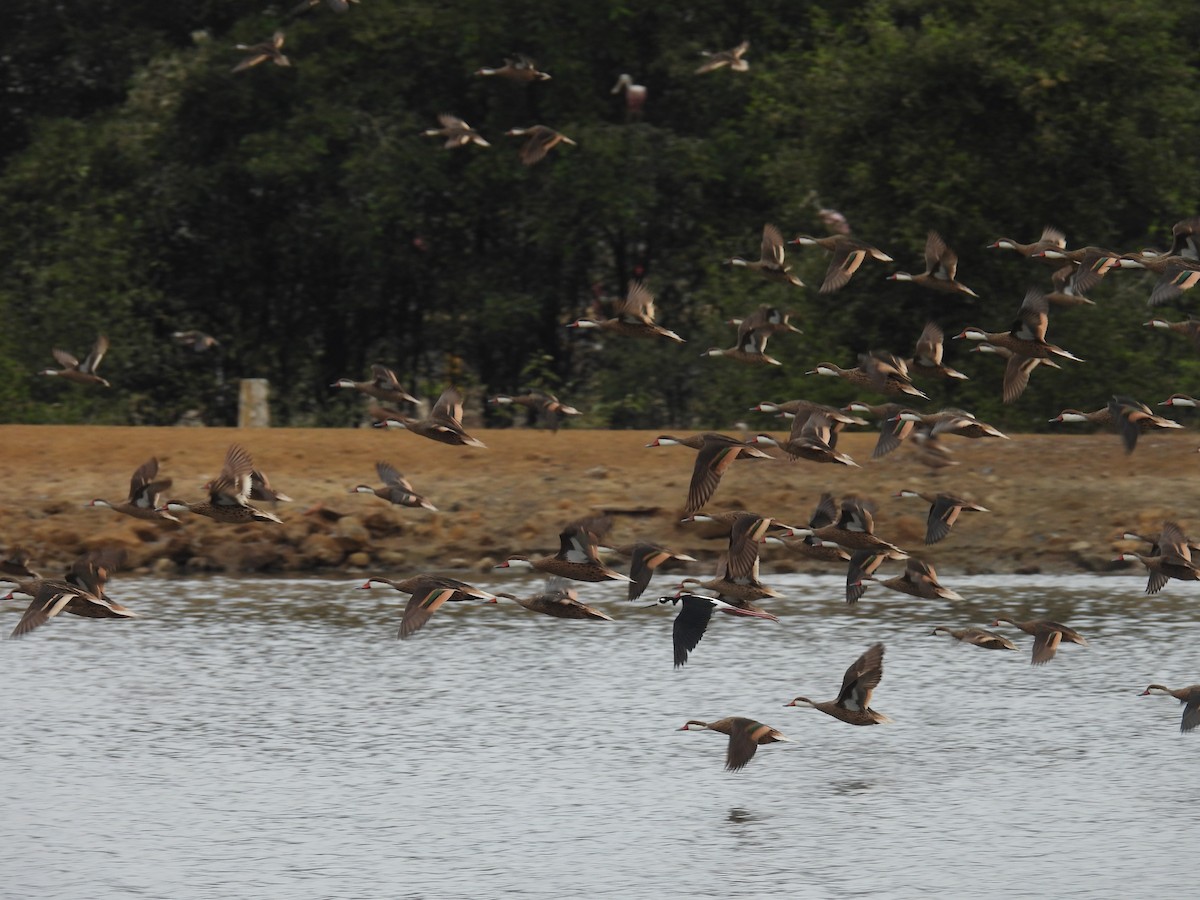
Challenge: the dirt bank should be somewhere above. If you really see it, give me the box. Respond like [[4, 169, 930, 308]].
[[1, 424, 1195, 580]]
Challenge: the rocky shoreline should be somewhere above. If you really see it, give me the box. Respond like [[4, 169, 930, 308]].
[[1, 425, 1195, 582]]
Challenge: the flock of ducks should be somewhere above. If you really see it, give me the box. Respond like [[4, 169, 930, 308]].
[[16, 6, 1200, 769]]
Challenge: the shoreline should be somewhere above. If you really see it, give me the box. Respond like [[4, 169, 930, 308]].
[[1, 424, 1194, 580]]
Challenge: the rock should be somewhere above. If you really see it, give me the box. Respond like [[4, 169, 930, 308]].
[[1013, 564, 1041, 575], [185, 556, 218, 573], [300, 533, 345, 567], [585, 466, 608, 479], [150, 557, 179, 576], [476, 556, 496, 572], [347, 551, 370, 567]]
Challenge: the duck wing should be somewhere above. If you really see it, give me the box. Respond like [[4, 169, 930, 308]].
[[835, 642, 885, 710]]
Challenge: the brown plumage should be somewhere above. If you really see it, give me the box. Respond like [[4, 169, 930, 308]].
[[38, 335, 110, 387], [475, 54, 551, 82], [705, 321, 782, 366], [505, 125, 575, 165], [350, 461, 436, 511], [785, 643, 892, 725], [956, 288, 1083, 403], [359, 575, 497, 640], [887, 231, 978, 297], [1140, 684, 1200, 732], [894, 490, 989, 544], [792, 496, 908, 558], [695, 41, 749, 75], [488, 391, 581, 431], [3, 551, 136, 639], [787, 233, 893, 293], [986, 226, 1067, 260], [992, 617, 1088, 665], [1144, 317, 1200, 351], [0, 548, 40, 581], [847, 553, 961, 603], [422, 113, 490, 149], [166, 444, 283, 524], [680, 433, 774, 515], [930, 626, 1018, 651], [603, 542, 697, 602], [172, 330, 220, 352], [492, 579, 613, 621], [1116, 521, 1200, 594], [331, 364, 418, 405], [232, 31, 290, 72], [908, 322, 967, 381], [725, 224, 803, 287], [89, 457, 179, 523], [373, 387, 487, 447], [678, 716, 789, 772], [748, 410, 859, 467], [676, 514, 779, 605], [496, 516, 629, 583], [568, 281, 685, 342], [808, 359, 929, 400]]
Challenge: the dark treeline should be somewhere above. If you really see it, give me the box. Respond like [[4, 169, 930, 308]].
[[1, 0, 1198, 428]]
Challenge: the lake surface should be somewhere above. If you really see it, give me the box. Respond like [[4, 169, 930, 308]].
[[1, 572, 1196, 898]]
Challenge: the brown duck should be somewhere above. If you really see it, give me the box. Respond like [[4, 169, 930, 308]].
[[992, 617, 1088, 665], [38, 335, 110, 387], [360, 575, 498, 640], [695, 41, 750, 74], [422, 114, 490, 149], [475, 54, 551, 82], [505, 125, 576, 165], [887, 231, 978, 297], [496, 516, 629, 583], [90, 457, 179, 523], [166, 444, 283, 524], [599, 542, 697, 602], [790, 496, 908, 558], [725, 224, 803, 287], [748, 410, 859, 467], [331, 364, 418, 405], [567, 281, 685, 342], [3, 552, 136, 639], [849, 555, 963, 603], [491, 579, 613, 621], [678, 716, 789, 772], [1140, 684, 1200, 732], [894, 489, 989, 545], [930, 626, 1018, 651], [350, 461, 437, 511], [232, 31, 290, 72], [785, 643, 892, 725], [374, 387, 487, 447], [788, 233, 893, 293]]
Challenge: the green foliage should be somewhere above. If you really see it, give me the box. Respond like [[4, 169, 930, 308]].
[[0, 0, 1197, 428]]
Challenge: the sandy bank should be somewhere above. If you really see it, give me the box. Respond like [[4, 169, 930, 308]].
[[0, 424, 1194, 580]]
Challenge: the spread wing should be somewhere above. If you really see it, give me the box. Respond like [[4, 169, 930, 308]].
[[671, 595, 716, 667], [375, 461, 415, 492], [684, 436, 746, 516], [210, 444, 254, 505], [913, 322, 944, 366], [836, 642, 885, 710], [81, 335, 109, 374], [725, 717, 762, 772], [430, 388, 465, 426], [924, 231, 957, 280], [761, 224, 786, 266]]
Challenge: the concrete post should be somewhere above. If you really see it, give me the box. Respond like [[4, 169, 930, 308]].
[[238, 378, 270, 428]]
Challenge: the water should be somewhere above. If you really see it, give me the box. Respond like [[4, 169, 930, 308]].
[[1, 572, 1195, 898]]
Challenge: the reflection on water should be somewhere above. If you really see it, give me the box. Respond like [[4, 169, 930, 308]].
[[1, 572, 1198, 898]]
